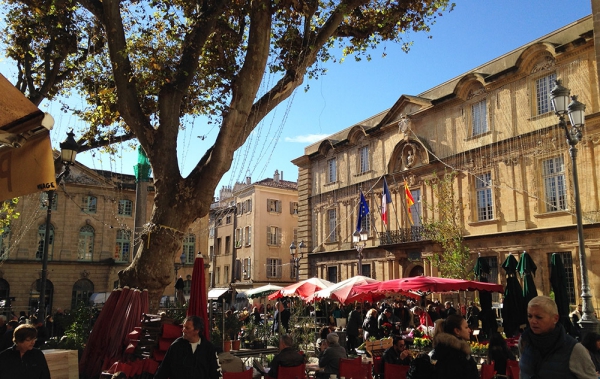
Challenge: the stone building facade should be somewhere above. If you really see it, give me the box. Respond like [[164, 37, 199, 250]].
[[0, 162, 208, 315], [293, 15, 600, 307], [208, 170, 299, 293]]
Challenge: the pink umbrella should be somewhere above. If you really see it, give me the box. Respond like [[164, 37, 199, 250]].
[[351, 275, 504, 298], [308, 275, 381, 304], [268, 277, 334, 301], [187, 253, 210, 340]]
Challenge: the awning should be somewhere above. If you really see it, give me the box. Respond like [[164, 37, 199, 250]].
[[207, 288, 234, 300], [0, 73, 57, 202]]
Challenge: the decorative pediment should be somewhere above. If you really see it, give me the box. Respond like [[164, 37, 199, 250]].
[[388, 138, 433, 173]]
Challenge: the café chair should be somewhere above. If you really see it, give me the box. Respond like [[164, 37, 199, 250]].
[[506, 360, 519, 379], [479, 363, 496, 379], [278, 363, 307, 379], [339, 357, 362, 378], [223, 368, 253, 379], [383, 362, 409, 379]]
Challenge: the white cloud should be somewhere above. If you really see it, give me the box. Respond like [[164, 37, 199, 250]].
[[285, 134, 331, 143]]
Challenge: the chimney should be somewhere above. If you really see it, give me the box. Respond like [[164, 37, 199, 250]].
[[281, 171, 283, 180], [246, 176, 251, 185], [274, 170, 280, 183]]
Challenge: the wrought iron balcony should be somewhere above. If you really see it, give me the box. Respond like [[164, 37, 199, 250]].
[[378, 226, 429, 245]]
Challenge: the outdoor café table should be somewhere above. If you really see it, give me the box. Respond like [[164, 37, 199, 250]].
[[231, 347, 279, 358]]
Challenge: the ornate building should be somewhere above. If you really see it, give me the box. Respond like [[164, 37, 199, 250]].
[[0, 161, 207, 315], [293, 15, 600, 307]]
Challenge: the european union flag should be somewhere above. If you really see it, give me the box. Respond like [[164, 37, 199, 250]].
[[356, 191, 370, 232]]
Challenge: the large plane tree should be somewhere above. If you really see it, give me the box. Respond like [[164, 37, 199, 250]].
[[1, 0, 453, 309]]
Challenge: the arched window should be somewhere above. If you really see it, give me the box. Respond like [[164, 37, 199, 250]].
[[29, 279, 53, 315], [36, 224, 54, 260], [71, 279, 94, 309], [0, 278, 10, 307], [183, 234, 196, 264], [78, 225, 94, 261], [115, 229, 131, 262]]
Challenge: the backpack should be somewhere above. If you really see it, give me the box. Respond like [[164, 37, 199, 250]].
[[407, 352, 436, 379]]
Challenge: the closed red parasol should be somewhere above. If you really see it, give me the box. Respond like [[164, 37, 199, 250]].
[[187, 253, 210, 340]]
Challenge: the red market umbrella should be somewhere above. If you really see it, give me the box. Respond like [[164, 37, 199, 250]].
[[80, 288, 123, 378], [308, 275, 381, 304], [352, 275, 504, 298], [187, 253, 210, 340], [268, 277, 334, 301]]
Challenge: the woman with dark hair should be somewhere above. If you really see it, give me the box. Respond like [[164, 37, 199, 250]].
[[581, 332, 600, 373], [0, 324, 51, 379], [431, 314, 478, 379], [487, 333, 516, 376]]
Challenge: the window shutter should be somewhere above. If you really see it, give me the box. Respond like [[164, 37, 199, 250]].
[[277, 259, 282, 278], [267, 226, 271, 244], [234, 259, 242, 281], [277, 228, 282, 245]]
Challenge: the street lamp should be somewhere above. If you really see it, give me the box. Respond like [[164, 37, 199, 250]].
[[39, 130, 79, 321], [353, 229, 368, 275], [550, 79, 599, 335], [290, 240, 305, 282]]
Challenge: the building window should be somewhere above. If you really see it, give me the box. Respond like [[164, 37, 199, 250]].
[[71, 278, 94, 309], [243, 258, 251, 279], [327, 158, 337, 183], [266, 258, 282, 278], [475, 172, 493, 221], [327, 266, 338, 283], [40, 192, 58, 210], [118, 199, 133, 216], [225, 236, 231, 255], [216, 267, 220, 285], [82, 196, 97, 214], [471, 99, 488, 136], [543, 156, 566, 212], [183, 275, 192, 295], [536, 72, 556, 115], [361, 264, 371, 278], [209, 226, 215, 238], [267, 199, 282, 213], [224, 265, 230, 283], [36, 224, 54, 260], [0, 278, 9, 306], [548, 252, 576, 304], [327, 209, 337, 242], [235, 228, 242, 248], [183, 234, 196, 263], [290, 202, 298, 215], [359, 146, 369, 173], [115, 229, 131, 262], [78, 225, 94, 261], [244, 199, 252, 213], [216, 238, 221, 255], [267, 226, 280, 246], [244, 226, 251, 246], [226, 215, 232, 224]]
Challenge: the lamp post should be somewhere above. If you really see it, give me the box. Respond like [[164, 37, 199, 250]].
[[39, 130, 79, 321], [290, 240, 305, 282], [353, 229, 368, 275], [550, 79, 599, 335]]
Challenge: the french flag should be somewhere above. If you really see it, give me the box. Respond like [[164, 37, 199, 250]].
[[381, 177, 392, 225]]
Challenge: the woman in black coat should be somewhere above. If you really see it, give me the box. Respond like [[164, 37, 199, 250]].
[[487, 333, 516, 375], [431, 314, 478, 379], [362, 308, 380, 341]]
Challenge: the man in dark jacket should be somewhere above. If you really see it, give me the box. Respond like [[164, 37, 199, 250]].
[[154, 315, 222, 379], [0, 324, 51, 379], [346, 305, 361, 354], [268, 334, 305, 378], [381, 336, 412, 372], [317, 333, 347, 378], [272, 302, 290, 333]]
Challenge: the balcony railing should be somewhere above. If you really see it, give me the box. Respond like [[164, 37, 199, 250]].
[[378, 226, 429, 245]]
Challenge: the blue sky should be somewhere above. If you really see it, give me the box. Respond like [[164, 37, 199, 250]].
[[1, 0, 593, 196]]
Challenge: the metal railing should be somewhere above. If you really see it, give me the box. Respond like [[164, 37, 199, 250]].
[[377, 226, 429, 245]]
